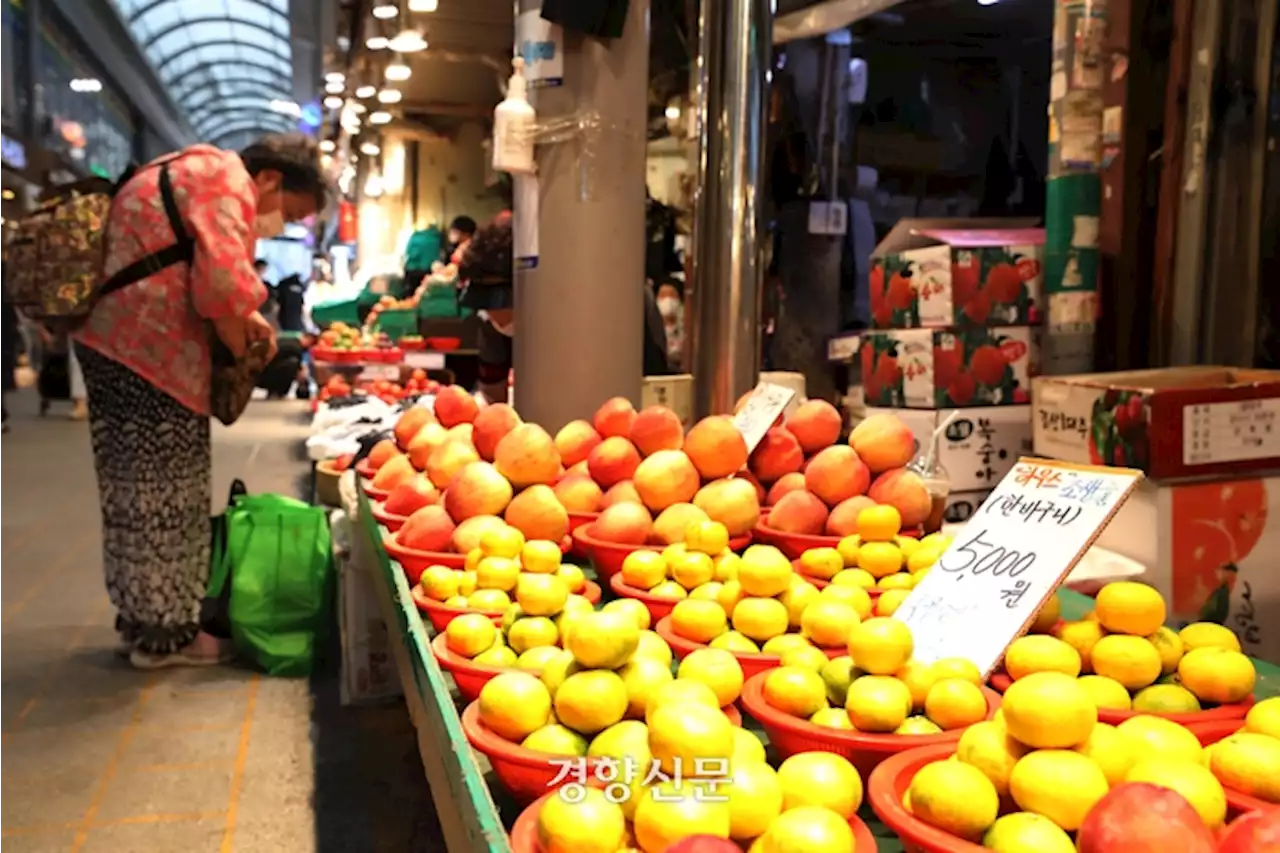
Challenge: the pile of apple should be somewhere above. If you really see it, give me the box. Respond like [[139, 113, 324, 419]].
[[755, 409, 934, 538], [317, 369, 442, 406]]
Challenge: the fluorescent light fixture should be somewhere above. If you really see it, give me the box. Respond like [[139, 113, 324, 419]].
[[369, 110, 393, 125], [325, 80, 345, 94], [408, 0, 438, 10], [364, 171, 384, 198], [366, 35, 389, 50], [664, 104, 681, 120], [1, 189, 15, 200], [355, 84, 377, 99], [385, 60, 412, 81], [323, 95, 344, 109], [325, 71, 345, 84], [977, 0, 999, 4], [319, 139, 336, 153], [372, 3, 398, 19], [388, 29, 427, 53], [360, 141, 381, 156], [349, 102, 367, 114], [69, 78, 103, 93], [377, 88, 403, 104]]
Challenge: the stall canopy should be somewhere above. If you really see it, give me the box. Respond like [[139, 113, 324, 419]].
[[110, 0, 296, 150]]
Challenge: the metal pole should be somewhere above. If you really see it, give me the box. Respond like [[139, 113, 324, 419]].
[[687, 0, 772, 417], [1044, 0, 1107, 374], [512, 0, 649, 432]]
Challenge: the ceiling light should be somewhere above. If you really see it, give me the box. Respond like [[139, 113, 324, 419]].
[[371, 3, 398, 19], [355, 84, 377, 99], [385, 60, 412, 81], [388, 29, 427, 53], [319, 139, 335, 153], [977, 0, 999, 4], [366, 35, 389, 50], [664, 104, 681, 120], [323, 95, 344, 109], [349, 102, 367, 114], [69, 78, 102, 93], [369, 110, 393, 125], [377, 88, 403, 104], [408, 0, 438, 11], [2, 189, 15, 200], [325, 71, 345, 84], [325, 80, 345, 94], [365, 171, 384, 198], [360, 141, 381, 156]]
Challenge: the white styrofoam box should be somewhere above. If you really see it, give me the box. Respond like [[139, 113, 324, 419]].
[[643, 374, 693, 425], [335, 495, 403, 706], [864, 406, 1032, 492]]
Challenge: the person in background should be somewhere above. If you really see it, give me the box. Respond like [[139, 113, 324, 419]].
[[75, 132, 326, 669], [447, 215, 478, 266], [254, 258, 272, 287], [459, 211, 514, 404], [274, 272, 307, 332], [655, 281, 684, 371], [2, 275, 17, 432]]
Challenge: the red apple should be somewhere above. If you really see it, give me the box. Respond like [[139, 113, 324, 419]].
[[1076, 783, 1216, 853], [660, 836, 740, 853], [1218, 809, 1280, 853]]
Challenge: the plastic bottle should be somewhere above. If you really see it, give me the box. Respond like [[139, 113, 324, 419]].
[[492, 57, 536, 175], [907, 412, 959, 535]]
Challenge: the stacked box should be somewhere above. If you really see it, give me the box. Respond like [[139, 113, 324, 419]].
[[860, 219, 1045, 512]]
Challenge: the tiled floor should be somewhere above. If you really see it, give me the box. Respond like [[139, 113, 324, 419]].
[[2, 393, 446, 852]]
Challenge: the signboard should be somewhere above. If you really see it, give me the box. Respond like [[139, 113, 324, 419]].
[[358, 364, 401, 382], [516, 9, 564, 88], [405, 351, 446, 370], [807, 201, 848, 236], [732, 382, 797, 454], [893, 458, 1143, 676]]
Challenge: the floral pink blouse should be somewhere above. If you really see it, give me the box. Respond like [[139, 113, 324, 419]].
[[76, 145, 266, 415]]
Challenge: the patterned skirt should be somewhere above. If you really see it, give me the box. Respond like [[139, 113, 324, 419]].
[[77, 344, 212, 654]]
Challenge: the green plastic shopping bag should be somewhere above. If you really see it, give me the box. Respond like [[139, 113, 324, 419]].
[[208, 489, 334, 677]]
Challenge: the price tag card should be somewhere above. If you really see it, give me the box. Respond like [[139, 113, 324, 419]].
[[893, 458, 1143, 676], [404, 351, 446, 370], [358, 364, 401, 382], [733, 382, 796, 453], [807, 201, 849, 236]]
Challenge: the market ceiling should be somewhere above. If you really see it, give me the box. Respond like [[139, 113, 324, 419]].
[[110, 0, 300, 150]]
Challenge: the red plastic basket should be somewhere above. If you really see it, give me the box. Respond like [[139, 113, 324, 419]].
[[869, 743, 988, 853], [572, 524, 661, 584], [384, 533, 467, 582], [426, 336, 461, 351], [371, 501, 410, 533], [355, 458, 377, 480], [789, 559, 887, 601], [987, 671, 1255, 726], [740, 672, 1001, 779], [753, 523, 843, 560], [1187, 719, 1274, 817], [608, 574, 680, 624], [412, 581, 602, 633], [431, 632, 527, 702], [363, 481, 392, 501], [566, 512, 598, 559], [507, 789, 879, 853], [653, 617, 844, 682]]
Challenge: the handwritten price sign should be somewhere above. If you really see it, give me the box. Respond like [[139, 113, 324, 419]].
[[732, 382, 796, 454], [894, 458, 1143, 677]]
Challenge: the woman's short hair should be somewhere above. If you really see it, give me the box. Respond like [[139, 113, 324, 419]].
[[239, 133, 328, 212], [449, 216, 477, 237]]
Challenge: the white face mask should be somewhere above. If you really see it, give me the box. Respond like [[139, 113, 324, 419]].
[[255, 210, 285, 239], [657, 297, 681, 317]]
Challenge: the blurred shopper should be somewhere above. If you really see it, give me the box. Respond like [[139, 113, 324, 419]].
[[446, 215, 478, 266], [459, 211, 514, 404], [75, 133, 326, 669], [2, 278, 16, 431]]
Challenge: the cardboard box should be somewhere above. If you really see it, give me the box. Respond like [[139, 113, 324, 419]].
[[870, 218, 1044, 329], [866, 406, 1032, 492], [643, 374, 693, 426], [1095, 473, 1280, 664], [944, 489, 993, 524], [1032, 367, 1280, 479], [862, 327, 1040, 409], [335, 508, 402, 706]]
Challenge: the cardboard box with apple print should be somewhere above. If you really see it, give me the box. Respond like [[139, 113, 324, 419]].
[[868, 218, 1045, 329], [861, 326, 1039, 409]]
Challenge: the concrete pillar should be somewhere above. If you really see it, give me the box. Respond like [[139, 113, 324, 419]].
[[24, 0, 44, 142], [512, 1, 649, 433], [687, 0, 773, 417]]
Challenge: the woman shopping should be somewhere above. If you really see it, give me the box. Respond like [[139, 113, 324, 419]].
[[75, 133, 327, 669]]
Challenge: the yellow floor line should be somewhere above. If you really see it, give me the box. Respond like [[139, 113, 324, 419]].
[[5, 600, 113, 735], [2, 810, 227, 838], [2, 532, 94, 620], [219, 674, 260, 853]]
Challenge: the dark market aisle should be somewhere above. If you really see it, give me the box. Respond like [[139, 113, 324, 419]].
[[1, 393, 446, 852]]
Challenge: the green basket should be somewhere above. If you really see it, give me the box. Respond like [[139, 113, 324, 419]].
[[310, 299, 362, 329], [372, 308, 419, 341]]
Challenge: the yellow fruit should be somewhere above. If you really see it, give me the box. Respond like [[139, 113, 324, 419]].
[[1090, 634, 1162, 690], [762, 634, 813, 656], [908, 759, 1000, 841], [476, 555, 521, 591], [540, 649, 581, 695], [554, 670, 628, 735], [516, 646, 562, 672], [876, 573, 914, 591], [759, 805, 855, 853], [1133, 683, 1202, 714], [810, 707, 854, 729], [715, 579, 746, 617], [516, 573, 570, 617], [536, 786, 627, 853], [671, 551, 716, 590], [925, 678, 989, 730], [1009, 749, 1109, 831], [1127, 758, 1227, 828], [846, 617, 913, 675], [1178, 647, 1256, 704], [1004, 635, 1082, 680], [566, 611, 640, 669], [982, 812, 1076, 853], [468, 588, 512, 610], [857, 504, 902, 541], [731, 727, 767, 765], [1002, 672, 1096, 749], [738, 544, 793, 597], [896, 716, 944, 735], [835, 535, 861, 567], [799, 547, 843, 580], [1179, 622, 1242, 653], [1029, 593, 1062, 635], [819, 584, 873, 620], [780, 645, 830, 673], [931, 658, 983, 687], [480, 525, 525, 559], [420, 565, 461, 601], [723, 761, 783, 840], [520, 539, 562, 574], [557, 595, 594, 637], [896, 659, 939, 710], [621, 550, 668, 589], [857, 541, 904, 579], [691, 581, 725, 602], [821, 656, 861, 706], [1095, 581, 1167, 636], [710, 631, 760, 654], [648, 702, 735, 775], [671, 598, 730, 644], [444, 595, 471, 608], [617, 656, 674, 718], [632, 782, 732, 853], [731, 597, 790, 643], [1054, 620, 1107, 672], [662, 543, 689, 565], [478, 671, 551, 741], [458, 570, 478, 596], [446, 612, 497, 657], [957, 720, 1028, 796], [845, 674, 913, 732], [1073, 721, 1137, 787], [678, 648, 745, 707], [1209, 731, 1280, 803], [800, 600, 859, 648], [523, 723, 589, 756], [475, 645, 519, 668], [776, 751, 862, 817], [1147, 626, 1185, 674], [1115, 715, 1203, 765], [650, 580, 688, 599], [634, 630, 673, 666], [762, 665, 828, 718], [778, 578, 819, 628], [686, 520, 730, 555], [713, 551, 742, 582], [602, 598, 651, 632], [645, 678, 721, 722], [508, 616, 558, 654], [906, 546, 942, 573], [1244, 695, 1280, 738], [831, 568, 877, 590], [895, 535, 921, 557], [465, 548, 484, 572], [502, 604, 528, 633], [1076, 675, 1132, 710]]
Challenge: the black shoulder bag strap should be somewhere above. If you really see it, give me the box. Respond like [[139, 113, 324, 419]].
[[96, 157, 196, 300]]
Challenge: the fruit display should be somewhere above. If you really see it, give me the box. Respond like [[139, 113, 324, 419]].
[[991, 581, 1259, 723], [314, 322, 404, 363], [609, 520, 748, 621], [1197, 697, 1280, 806], [319, 369, 443, 407]]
